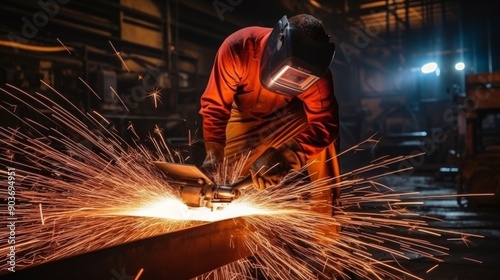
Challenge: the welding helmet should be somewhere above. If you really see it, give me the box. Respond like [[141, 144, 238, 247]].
[[260, 15, 336, 96]]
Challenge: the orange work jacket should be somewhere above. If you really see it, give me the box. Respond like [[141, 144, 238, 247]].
[[199, 26, 339, 165]]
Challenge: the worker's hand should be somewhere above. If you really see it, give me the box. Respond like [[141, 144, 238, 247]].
[[200, 141, 225, 175], [249, 147, 294, 190]]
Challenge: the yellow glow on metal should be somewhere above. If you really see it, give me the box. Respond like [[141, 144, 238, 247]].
[[128, 197, 275, 222]]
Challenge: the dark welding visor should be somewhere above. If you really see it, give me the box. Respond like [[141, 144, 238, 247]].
[[260, 15, 336, 96]]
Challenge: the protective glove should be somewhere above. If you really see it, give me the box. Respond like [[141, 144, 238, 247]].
[[249, 144, 302, 190], [200, 141, 225, 174]]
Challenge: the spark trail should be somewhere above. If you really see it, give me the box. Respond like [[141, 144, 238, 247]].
[[0, 81, 483, 279]]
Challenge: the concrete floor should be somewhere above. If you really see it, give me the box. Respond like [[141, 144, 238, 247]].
[[377, 173, 500, 280]]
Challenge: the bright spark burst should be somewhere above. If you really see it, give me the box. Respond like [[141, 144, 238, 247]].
[[56, 38, 72, 54], [0, 80, 485, 280]]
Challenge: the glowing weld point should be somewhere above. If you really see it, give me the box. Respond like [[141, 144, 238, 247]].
[[109, 86, 129, 112]]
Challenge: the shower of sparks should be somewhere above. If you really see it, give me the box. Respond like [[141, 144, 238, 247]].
[[56, 38, 72, 54], [447, 234, 478, 248], [0, 81, 486, 280], [108, 40, 130, 72]]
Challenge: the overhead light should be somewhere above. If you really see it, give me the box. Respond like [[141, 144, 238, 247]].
[[421, 62, 438, 74], [455, 62, 465, 71]]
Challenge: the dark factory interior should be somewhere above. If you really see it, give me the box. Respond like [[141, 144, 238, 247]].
[[1, 0, 499, 279]]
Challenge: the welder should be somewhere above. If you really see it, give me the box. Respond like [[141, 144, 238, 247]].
[[199, 14, 340, 234]]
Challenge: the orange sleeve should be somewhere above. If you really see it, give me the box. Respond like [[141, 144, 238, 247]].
[[199, 39, 240, 145], [294, 70, 339, 160]]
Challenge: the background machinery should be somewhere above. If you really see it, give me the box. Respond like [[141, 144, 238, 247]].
[[457, 73, 500, 207]]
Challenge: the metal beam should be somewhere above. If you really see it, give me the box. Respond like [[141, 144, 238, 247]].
[[0, 218, 252, 280]]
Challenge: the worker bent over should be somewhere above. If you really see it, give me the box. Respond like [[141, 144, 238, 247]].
[[199, 13, 341, 246]]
